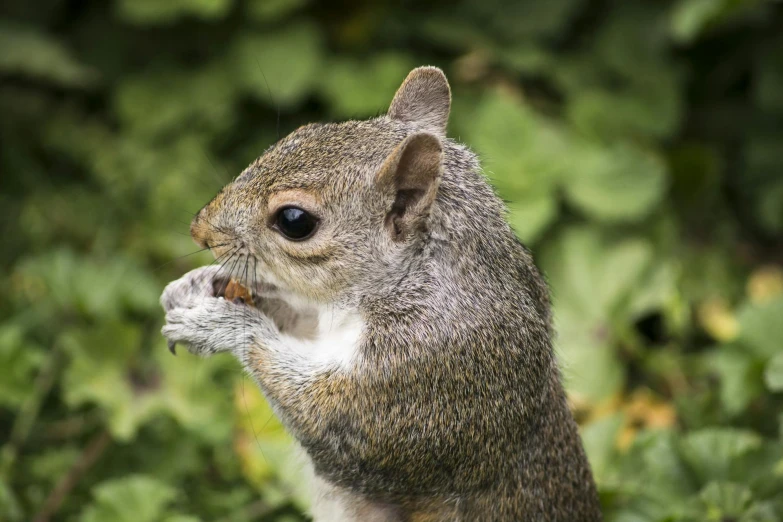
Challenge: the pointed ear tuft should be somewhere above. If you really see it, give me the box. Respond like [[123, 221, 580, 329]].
[[376, 132, 443, 241], [387, 66, 451, 137]]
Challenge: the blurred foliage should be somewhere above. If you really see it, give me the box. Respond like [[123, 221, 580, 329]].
[[1, 0, 782, 520]]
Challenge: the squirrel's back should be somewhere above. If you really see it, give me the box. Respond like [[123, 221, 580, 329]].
[[348, 136, 601, 520]]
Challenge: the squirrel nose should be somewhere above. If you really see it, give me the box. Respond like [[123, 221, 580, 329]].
[[190, 210, 211, 249]]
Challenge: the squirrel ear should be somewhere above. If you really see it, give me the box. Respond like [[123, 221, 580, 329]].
[[376, 132, 443, 241], [388, 66, 451, 137]]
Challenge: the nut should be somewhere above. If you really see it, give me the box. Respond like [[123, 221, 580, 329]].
[[224, 279, 255, 307]]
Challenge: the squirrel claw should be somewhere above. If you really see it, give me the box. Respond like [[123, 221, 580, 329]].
[[168, 340, 177, 355]]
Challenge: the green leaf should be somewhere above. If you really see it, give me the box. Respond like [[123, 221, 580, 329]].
[[114, 64, 238, 139], [153, 342, 234, 443], [756, 48, 783, 114], [42, 116, 227, 224], [464, 0, 581, 40], [14, 250, 160, 321], [670, 0, 727, 43], [28, 446, 80, 485], [232, 376, 310, 510], [680, 481, 780, 522], [542, 227, 677, 403], [591, 4, 670, 77], [568, 78, 681, 140], [670, 0, 771, 43], [544, 227, 657, 321], [320, 54, 416, 117], [764, 352, 783, 391], [246, 0, 308, 22], [555, 317, 625, 403], [581, 413, 624, 482], [116, 0, 232, 24], [610, 430, 696, 507], [494, 45, 554, 75], [464, 91, 666, 226], [706, 349, 765, 415], [79, 475, 177, 522], [756, 181, 783, 234], [0, 477, 22, 522], [232, 23, 323, 107], [699, 481, 753, 514], [680, 429, 762, 484], [0, 24, 98, 87], [744, 137, 783, 234], [0, 325, 45, 408], [625, 261, 677, 319], [727, 441, 783, 501], [419, 15, 494, 52], [506, 193, 558, 244], [735, 298, 783, 359], [562, 142, 667, 222], [463, 91, 566, 241], [61, 323, 234, 442], [61, 321, 151, 440], [541, 228, 661, 401], [467, 91, 569, 199]]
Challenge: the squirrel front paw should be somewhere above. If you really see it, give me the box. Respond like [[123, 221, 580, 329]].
[[162, 297, 277, 357], [161, 265, 228, 312]]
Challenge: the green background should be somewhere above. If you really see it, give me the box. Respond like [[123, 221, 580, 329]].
[[2, 0, 783, 520]]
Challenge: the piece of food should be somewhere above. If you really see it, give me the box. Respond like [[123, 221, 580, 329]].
[[224, 279, 255, 307]]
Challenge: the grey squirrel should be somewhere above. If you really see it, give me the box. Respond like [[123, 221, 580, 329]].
[[161, 66, 602, 521]]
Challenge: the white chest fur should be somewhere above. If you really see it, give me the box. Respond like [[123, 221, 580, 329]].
[[278, 302, 364, 372], [271, 300, 378, 519]]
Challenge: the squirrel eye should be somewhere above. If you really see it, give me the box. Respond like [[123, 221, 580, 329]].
[[274, 206, 318, 241]]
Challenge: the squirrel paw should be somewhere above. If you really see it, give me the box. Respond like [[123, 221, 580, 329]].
[[162, 297, 276, 357], [160, 265, 226, 312]]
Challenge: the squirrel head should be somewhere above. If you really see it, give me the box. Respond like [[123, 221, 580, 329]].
[[191, 66, 452, 303]]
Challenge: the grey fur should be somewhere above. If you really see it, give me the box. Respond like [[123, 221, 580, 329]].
[[162, 66, 601, 521]]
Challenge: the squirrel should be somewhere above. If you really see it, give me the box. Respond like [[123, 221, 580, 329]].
[[161, 66, 602, 521]]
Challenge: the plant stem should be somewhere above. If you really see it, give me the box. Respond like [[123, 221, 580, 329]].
[[31, 429, 112, 522], [1, 343, 62, 478]]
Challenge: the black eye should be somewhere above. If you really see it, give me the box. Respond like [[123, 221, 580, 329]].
[[274, 206, 318, 240]]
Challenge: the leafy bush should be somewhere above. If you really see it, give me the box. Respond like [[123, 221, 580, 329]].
[[1, 0, 781, 520]]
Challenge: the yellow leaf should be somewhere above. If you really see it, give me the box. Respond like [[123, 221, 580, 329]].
[[232, 378, 294, 488], [616, 389, 676, 451], [697, 297, 738, 342], [747, 265, 783, 304]]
